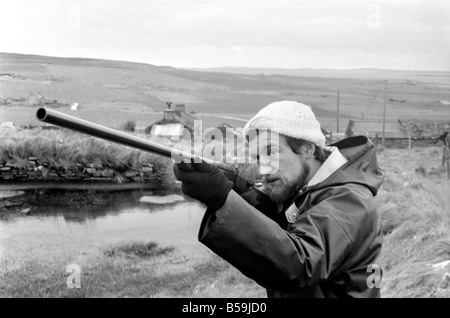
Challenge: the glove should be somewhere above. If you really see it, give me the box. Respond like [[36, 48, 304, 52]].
[[221, 169, 254, 195], [174, 160, 233, 211]]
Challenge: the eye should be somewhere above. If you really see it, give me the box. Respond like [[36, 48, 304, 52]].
[[269, 148, 279, 156]]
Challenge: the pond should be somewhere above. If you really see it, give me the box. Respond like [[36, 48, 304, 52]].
[[0, 189, 211, 269]]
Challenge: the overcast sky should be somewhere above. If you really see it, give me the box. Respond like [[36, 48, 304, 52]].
[[1, 0, 449, 70]]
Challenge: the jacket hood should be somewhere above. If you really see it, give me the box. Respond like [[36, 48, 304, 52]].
[[313, 136, 384, 196]]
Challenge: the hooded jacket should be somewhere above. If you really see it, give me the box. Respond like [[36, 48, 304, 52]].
[[198, 136, 384, 298]]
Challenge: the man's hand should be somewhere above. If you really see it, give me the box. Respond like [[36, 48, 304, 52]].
[[221, 169, 254, 194], [173, 160, 234, 211]]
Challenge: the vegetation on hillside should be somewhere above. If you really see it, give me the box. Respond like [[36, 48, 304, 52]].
[[1, 53, 449, 298], [1, 145, 449, 297], [376, 147, 450, 297], [0, 128, 172, 172], [1, 53, 449, 130]]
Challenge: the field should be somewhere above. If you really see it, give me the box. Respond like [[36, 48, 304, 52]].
[[376, 146, 450, 297], [1, 146, 449, 298], [1, 53, 450, 133], [1, 53, 450, 298]]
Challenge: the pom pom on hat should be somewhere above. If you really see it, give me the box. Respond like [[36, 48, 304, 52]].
[[243, 101, 326, 147]]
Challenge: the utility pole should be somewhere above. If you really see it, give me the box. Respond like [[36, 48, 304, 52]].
[[336, 90, 340, 133], [382, 80, 387, 146]]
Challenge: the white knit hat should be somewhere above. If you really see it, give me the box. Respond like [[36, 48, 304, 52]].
[[243, 101, 326, 147]]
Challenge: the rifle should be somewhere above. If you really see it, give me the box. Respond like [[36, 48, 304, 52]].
[[36, 108, 278, 217], [35, 107, 255, 190]]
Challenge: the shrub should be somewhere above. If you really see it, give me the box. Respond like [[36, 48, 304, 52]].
[[144, 125, 153, 135], [122, 120, 136, 132], [103, 241, 175, 258]]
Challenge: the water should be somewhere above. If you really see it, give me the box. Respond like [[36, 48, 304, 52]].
[[0, 190, 211, 268]]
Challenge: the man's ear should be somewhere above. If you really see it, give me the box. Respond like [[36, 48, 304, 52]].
[[302, 143, 315, 159]]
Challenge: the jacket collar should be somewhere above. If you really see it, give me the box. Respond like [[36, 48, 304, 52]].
[[284, 147, 349, 222], [306, 147, 348, 187]]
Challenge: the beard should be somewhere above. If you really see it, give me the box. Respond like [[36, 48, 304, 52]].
[[263, 162, 310, 203]]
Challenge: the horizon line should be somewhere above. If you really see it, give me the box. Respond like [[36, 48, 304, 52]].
[[1, 51, 449, 74]]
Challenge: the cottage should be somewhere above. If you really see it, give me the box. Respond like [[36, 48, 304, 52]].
[[147, 103, 198, 141]]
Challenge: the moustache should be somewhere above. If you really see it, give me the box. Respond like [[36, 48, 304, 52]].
[[263, 175, 281, 184]]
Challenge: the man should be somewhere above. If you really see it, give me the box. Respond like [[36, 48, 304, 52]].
[[174, 101, 384, 298], [434, 131, 449, 147], [433, 131, 450, 168]]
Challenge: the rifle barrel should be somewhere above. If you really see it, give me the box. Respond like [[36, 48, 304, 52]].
[[36, 108, 236, 173]]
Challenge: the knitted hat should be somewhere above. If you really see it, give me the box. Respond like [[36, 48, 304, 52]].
[[243, 101, 326, 147]]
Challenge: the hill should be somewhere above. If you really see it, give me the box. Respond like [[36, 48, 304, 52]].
[[1, 53, 449, 131], [192, 66, 450, 83]]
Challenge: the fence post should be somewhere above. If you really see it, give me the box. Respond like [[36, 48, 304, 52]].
[[408, 136, 411, 153], [444, 145, 450, 179]]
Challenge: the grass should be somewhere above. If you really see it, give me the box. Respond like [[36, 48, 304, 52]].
[[2, 52, 450, 297], [2, 52, 450, 132], [0, 128, 173, 172], [1, 146, 449, 298], [103, 242, 175, 258], [0, 242, 264, 298], [376, 147, 450, 297]]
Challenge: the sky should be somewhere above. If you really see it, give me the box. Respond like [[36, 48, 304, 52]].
[[1, 0, 449, 71]]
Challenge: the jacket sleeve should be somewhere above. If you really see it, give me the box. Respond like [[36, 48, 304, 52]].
[[198, 190, 356, 292], [239, 186, 287, 227]]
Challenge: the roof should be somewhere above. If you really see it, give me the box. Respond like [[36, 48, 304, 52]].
[[151, 124, 184, 137], [159, 108, 198, 129], [178, 111, 197, 127]]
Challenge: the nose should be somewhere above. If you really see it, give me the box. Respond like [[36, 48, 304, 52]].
[[258, 164, 273, 175], [257, 154, 280, 175]]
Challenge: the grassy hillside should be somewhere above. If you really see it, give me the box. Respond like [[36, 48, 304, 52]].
[[1, 53, 449, 132], [0, 128, 173, 172], [376, 146, 450, 297], [195, 67, 450, 83]]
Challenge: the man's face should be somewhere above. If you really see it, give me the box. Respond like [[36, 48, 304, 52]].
[[248, 132, 311, 203]]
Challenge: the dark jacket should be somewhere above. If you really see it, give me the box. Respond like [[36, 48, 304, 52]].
[[198, 136, 384, 298]]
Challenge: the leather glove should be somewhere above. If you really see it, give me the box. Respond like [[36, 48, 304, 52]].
[[174, 160, 233, 211], [221, 169, 254, 195]]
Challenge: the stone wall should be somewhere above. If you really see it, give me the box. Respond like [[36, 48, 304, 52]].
[[0, 157, 174, 188], [376, 138, 436, 148]]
